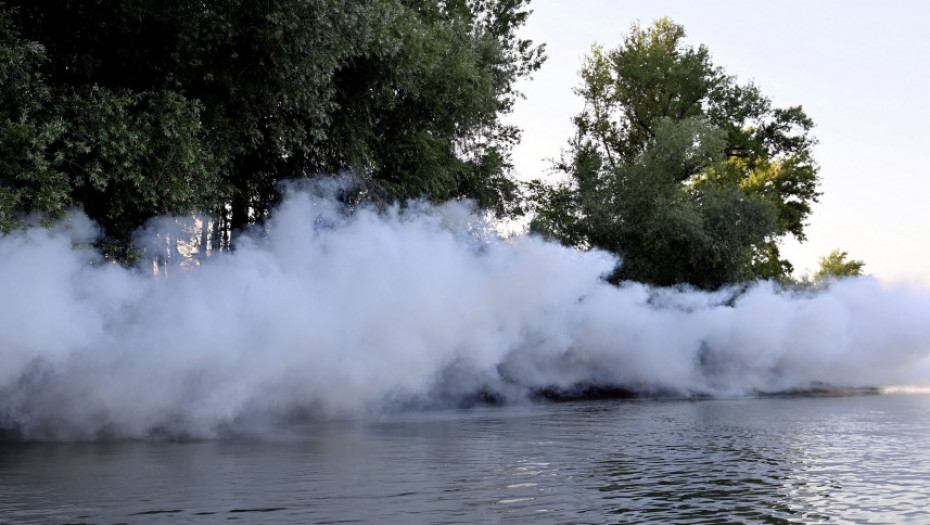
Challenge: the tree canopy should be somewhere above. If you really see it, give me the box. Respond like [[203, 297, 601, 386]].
[[1, 0, 544, 257], [529, 18, 820, 289], [812, 249, 866, 282]]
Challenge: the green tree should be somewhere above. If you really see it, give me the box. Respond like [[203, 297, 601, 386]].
[[3, 0, 543, 257], [812, 249, 865, 282], [328, 0, 544, 217], [529, 18, 819, 289], [2, 7, 220, 253], [0, 7, 66, 230]]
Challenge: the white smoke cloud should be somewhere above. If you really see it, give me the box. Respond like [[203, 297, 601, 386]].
[[2, 186, 929, 440]]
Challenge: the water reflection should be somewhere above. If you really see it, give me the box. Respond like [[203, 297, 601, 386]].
[[592, 396, 930, 523], [592, 401, 823, 523], [2, 395, 930, 523]]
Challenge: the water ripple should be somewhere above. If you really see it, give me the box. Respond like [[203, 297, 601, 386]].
[[2, 395, 930, 523]]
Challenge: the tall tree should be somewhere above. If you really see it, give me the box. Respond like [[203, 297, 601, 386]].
[[530, 18, 818, 288], [2, 0, 544, 256], [0, 7, 63, 230], [1, 5, 219, 259]]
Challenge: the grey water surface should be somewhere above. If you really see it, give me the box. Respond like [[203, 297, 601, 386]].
[[2, 393, 930, 524]]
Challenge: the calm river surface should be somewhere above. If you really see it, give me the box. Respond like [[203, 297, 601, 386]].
[[2, 393, 930, 524]]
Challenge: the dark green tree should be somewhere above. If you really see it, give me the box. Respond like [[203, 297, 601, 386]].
[[530, 18, 818, 288], [2, 0, 544, 256], [2, 6, 220, 255], [0, 7, 65, 230]]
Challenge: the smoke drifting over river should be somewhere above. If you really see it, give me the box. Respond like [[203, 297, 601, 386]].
[[2, 185, 930, 440]]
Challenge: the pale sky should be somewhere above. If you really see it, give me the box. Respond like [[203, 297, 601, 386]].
[[508, 0, 930, 287]]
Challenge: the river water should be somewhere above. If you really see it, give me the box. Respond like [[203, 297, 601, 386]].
[[2, 393, 929, 524]]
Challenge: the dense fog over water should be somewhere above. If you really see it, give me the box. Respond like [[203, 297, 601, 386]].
[[2, 184, 930, 440]]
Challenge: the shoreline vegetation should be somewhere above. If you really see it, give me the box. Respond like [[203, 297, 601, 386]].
[[0, 4, 890, 442], [1, 4, 863, 286]]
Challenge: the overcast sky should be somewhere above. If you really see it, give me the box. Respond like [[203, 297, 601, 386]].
[[508, 0, 930, 286]]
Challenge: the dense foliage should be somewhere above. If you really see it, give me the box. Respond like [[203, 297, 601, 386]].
[[529, 18, 820, 289], [1, 0, 543, 256], [2, 7, 850, 289]]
